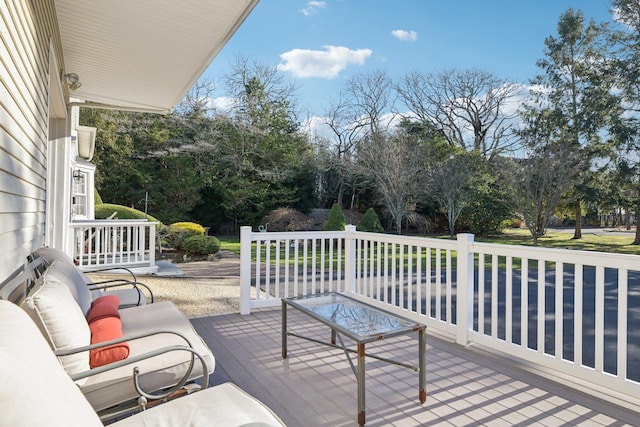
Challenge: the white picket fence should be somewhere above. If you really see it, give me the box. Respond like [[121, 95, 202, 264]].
[[239, 225, 640, 409]]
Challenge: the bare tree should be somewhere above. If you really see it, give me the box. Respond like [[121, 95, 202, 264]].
[[501, 141, 583, 245], [224, 56, 300, 128], [397, 68, 521, 160], [427, 151, 483, 237], [175, 78, 216, 117], [343, 69, 398, 137], [355, 129, 425, 234], [319, 97, 364, 206], [320, 69, 398, 207]]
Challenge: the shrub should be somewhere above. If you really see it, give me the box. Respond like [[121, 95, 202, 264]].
[[168, 222, 205, 235], [182, 235, 221, 256], [94, 189, 103, 205], [94, 203, 162, 224], [510, 218, 524, 228], [357, 208, 384, 233], [458, 188, 513, 236], [262, 208, 312, 232], [324, 203, 346, 231], [166, 222, 206, 250]]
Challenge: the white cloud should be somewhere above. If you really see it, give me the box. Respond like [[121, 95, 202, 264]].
[[278, 45, 373, 79], [302, 115, 333, 141], [391, 29, 418, 42], [301, 1, 327, 16], [209, 96, 236, 112]]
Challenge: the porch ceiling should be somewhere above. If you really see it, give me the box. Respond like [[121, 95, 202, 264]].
[[54, 0, 259, 113]]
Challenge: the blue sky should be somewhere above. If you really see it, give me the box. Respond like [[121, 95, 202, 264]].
[[203, 1, 615, 118]]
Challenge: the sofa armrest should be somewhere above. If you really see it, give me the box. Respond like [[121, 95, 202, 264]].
[[86, 266, 137, 282], [55, 330, 209, 400], [87, 280, 154, 304]]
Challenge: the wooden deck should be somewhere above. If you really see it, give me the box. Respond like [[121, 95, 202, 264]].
[[191, 308, 639, 427]]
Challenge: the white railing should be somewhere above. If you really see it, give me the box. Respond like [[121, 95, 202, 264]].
[[239, 225, 640, 409], [70, 220, 157, 270]]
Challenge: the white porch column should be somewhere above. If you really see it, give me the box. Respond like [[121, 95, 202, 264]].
[[456, 233, 475, 346], [240, 226, 252, 315]]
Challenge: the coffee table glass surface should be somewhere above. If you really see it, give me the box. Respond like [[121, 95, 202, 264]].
[[285, 292, 420, 342]]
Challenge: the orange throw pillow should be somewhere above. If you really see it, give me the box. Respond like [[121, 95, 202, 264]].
[[89, 316, 130, 368], [87, 295, 120, 323], [87, 295, 128, 368]]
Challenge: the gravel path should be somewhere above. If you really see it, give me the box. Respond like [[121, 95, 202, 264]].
[[88, 251, 242, 318]]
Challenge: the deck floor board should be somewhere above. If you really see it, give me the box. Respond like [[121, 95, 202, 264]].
[[191, 308, 639, 427]]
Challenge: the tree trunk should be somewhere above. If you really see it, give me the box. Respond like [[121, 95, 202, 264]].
[[448, 209, 455, 238], [633, 224, 640, 245], [336, 175, 344, 208], [626, 208, 631, 230], [633, 199, 640, 245], [572, 202, 582, 239]]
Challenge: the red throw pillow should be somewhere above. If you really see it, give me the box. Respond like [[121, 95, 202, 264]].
[[89, 316, 130, 368], [87, 295, 120, 323]]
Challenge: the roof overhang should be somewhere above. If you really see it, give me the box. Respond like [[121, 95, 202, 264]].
[[54, 0, 259, 113]]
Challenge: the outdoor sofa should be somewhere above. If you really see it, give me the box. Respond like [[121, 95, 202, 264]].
[[5, 252, 215, 418], [0, 299, 286, 426]]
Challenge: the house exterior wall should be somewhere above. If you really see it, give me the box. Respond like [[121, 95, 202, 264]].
[[0, 0, 69, 280]]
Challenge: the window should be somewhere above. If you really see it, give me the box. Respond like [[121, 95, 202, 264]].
[[72, 170, 87, 217]]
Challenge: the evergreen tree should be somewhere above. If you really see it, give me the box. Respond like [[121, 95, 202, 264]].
[[526, 8, 618, 239], [324, 203, 346, 231], [357, 208, 384, 233]]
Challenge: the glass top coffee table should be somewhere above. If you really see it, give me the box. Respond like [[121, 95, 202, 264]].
[[282, 292, 426, 426]]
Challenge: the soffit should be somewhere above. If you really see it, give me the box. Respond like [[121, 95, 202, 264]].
[[54, 0, 259, 113]]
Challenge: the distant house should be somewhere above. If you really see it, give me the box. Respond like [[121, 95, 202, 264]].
[[0, 0, 258, 280]]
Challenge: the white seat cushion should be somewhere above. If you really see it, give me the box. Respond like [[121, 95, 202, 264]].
[[112, 382, 285, 427], [100, 287, 147, 308], [80, 301, 215, 412]]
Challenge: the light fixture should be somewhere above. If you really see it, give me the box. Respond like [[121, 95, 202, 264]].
[[64, 73, 82, 91], [76, 126, 96, 161]]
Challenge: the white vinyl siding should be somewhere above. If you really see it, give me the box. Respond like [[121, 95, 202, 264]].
[[0, 0, 60, 279]]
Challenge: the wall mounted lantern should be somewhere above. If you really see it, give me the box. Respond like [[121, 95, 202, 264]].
[[76, 126, 96, 161], [64, 73, 82, 91]]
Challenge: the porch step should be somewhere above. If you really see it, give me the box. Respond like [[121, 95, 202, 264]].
[[153, 261, 185, 277]]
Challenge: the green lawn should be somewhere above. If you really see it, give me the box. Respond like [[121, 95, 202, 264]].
[[475, 228, 640, 255], [218, 228, 640, 259], [219, 236, 241, 255]]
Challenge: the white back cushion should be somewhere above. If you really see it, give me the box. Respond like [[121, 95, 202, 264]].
[[35, 247, 94, 315], [20, 262, 91, 383]]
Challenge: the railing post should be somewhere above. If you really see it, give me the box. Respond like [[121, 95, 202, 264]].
[[456, 233, 475, 346], [148, 222, 156, 267], [240, 226, 252, 315], [344, 225, 357, 294]]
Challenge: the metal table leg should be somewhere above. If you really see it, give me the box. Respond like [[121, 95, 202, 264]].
[[282, 300, 287, 359], [419, 326, 426, 403], [357, 343, 366, 426]]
